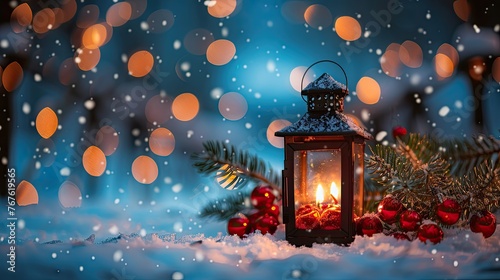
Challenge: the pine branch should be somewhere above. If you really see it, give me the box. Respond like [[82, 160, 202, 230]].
[[366, 132, 500, 228], [366, 135, 455, 218], [191, 141, 281, 191], [395, 133, 442, 167], [198, 191, 251, 221], [457, 161, 500, 219], [443, 135, 500, 176], [365, 144, 426, 191]]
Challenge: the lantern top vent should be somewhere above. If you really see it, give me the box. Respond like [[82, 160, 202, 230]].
[[300, 61, 348, 115]]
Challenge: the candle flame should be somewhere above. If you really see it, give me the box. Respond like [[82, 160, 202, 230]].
[[316, 184, 324, 205], [330, 182, 339, 201]]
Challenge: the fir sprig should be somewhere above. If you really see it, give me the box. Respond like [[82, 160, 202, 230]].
[[443, 135, 500, 176], [198, 191, 251, 221], [192, 141, 281, 221], [191, 141, 281, 191], [366, 133, 500, 222], [456, 161, 500, 217]]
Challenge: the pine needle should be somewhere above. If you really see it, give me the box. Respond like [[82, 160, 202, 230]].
[[191, 141, 281, 191]]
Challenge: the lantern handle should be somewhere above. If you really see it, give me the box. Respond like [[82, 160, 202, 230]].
[[300, 60, 348, 103]]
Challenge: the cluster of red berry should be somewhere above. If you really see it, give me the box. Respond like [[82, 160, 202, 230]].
[[356, 195, 497, 243], [227, 185, 280, 238]]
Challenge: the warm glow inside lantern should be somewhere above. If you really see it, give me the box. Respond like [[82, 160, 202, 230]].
[[276, 60, 372, 246]]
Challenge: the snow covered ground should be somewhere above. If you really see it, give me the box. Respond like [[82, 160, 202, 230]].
[[1, 202, 499, 280]]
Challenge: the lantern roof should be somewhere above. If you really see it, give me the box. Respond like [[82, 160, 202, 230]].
[[275, 112, 373, 139], [302, 73, 347, 93]]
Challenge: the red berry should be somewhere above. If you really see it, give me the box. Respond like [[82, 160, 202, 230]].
[[319, 207, 341, 230], [251, 213, 279, 235], [399, 210, 422, 231], [470, 210, 496, 238], [392, 232, 411, 241], [417, 223, 444, 244], [377, 195, 403, 224], [250, 185, 276, 209], [356, 214, 383, 237], [227, 214, 250, 238], [436, 198, 461, 225], [295, 204, 320, 230], [392, 126, 407, 138], [264, 204, 280, 218]]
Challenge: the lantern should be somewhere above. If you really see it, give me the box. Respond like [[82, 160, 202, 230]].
[[275, 60, 372, 246]]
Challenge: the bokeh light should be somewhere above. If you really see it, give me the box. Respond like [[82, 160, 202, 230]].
[[10, 3, 32, 33], [356, 76, 381, 105], [207, 0, 237, 18], [58, 181, 82, 208], [334, 16, 361, 41], [2, 61, 24, 92], [206, 39, 236, 66], [147, 9, 175, 33], [492, 57, 500, 83], [172, 93, 199, 121], [184, 28, 215, 55], [468, 56, 485, 81], [434, 53, 454, 79], [281, 1, 308, 24], [437, 43, 459, 66], [75, 47, 101, 71], [267, 119, 292, 148], [82, 24, 107, 49], [127, 0, 147, 19], [290, 66, 315, 92], [52, 8, 65, 29], [106, 2, 132, 27], [399, 40, 423, 68], [304, 4, 332, 29], [77, 4, 99, 28], [149, 128, 175, 156], [16, 180, 39, 206], [82, 146, 107, 176], [145, 94, 172, 124], [61, 0, 78, 23], [42, 56, 59, 80], [218, 92, 248, 120], [95, 125, 119, 156], [33, 8, 56, 34], [128, 50, 154, 77], [59, 57, 78, 85], [380, 43, 401, 77], [345, 114, 364, 128], [132, 156, 158, 184], [36, 107, 58, 139], [453, 0, 470, 21]]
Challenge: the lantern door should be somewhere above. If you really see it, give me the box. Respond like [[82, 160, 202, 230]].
[[283, 137, 355, 246]]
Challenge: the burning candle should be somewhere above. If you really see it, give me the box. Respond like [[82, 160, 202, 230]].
[[330, 182, 339, 205], [295, 182, 342, 230], [316, 184, 325, 207]]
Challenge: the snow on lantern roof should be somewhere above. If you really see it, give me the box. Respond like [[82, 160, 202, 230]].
[[303, 73, 347, 93], [275, 112, 373, 139]]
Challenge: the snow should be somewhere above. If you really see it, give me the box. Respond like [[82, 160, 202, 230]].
[[1, 224, 499, 279], [276, 112, 373, 140], [303, 73, 346, 92]]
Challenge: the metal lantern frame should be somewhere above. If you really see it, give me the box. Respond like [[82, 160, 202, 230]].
[[276, 60, 372, 247]]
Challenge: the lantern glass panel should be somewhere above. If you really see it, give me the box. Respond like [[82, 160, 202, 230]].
[[352, 142, 364, 218], [293, 149, 342, 230]]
